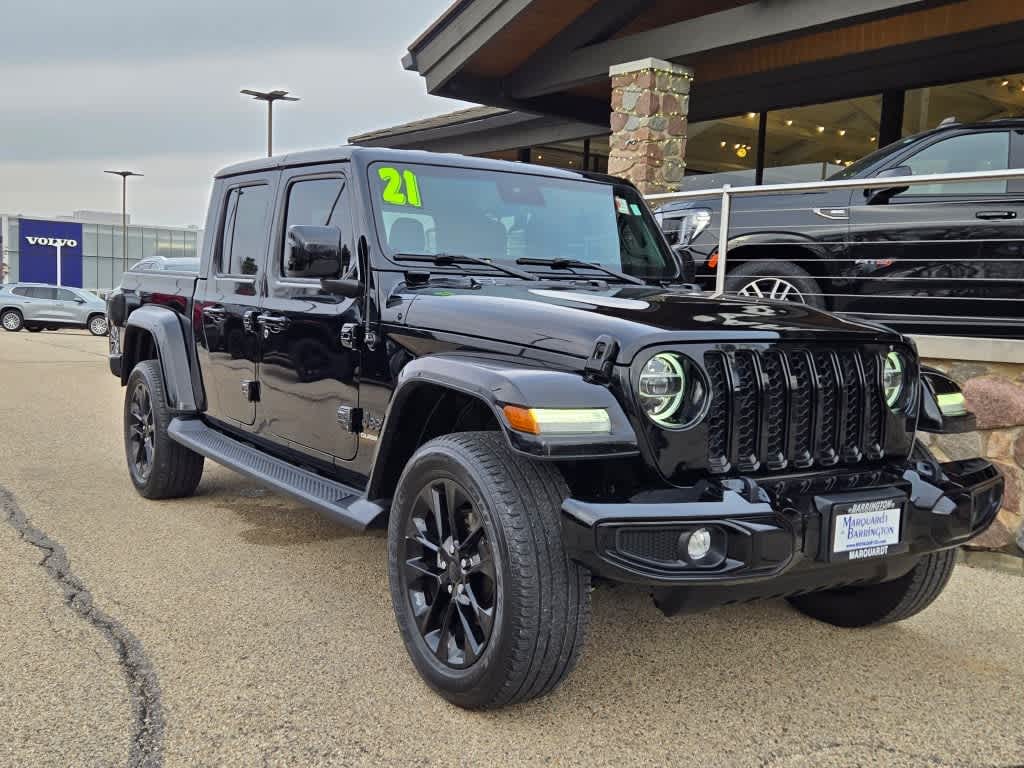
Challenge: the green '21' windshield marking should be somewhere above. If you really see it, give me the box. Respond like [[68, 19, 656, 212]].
[[378, 167, 422, 207]]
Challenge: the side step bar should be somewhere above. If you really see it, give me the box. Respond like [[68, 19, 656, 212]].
[[168, 417, 383, 530]]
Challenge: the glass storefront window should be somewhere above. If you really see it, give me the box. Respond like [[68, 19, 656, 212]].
[[764, 95, 881, 183], [682, 113, 759, 188], [98, 226, 113, 259], [903, 73, 1024, 136], [128, 228, 142, 261], [143, 228, 157, 259], [82, 224, 98, 258]]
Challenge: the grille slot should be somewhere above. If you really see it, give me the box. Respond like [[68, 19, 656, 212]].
[[705, 353, 731, 473], [704, 347, 892, 475], [812, 351, 840, 466], [732, 351, 760, 472]]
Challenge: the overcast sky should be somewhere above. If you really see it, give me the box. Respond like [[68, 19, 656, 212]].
[[0, 0, 466, 227]]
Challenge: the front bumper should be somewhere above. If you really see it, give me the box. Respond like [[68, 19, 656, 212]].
[[561, 458, 1003, 588]]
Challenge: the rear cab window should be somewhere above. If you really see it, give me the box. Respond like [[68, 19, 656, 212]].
[[218, 185, 271, 276]]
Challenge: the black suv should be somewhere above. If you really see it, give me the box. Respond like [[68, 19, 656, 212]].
[[107, 147, 1002, 709], [656, 119, 1024, 337]]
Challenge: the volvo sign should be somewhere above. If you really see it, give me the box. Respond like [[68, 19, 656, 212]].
[[19, 219, 84, 287]]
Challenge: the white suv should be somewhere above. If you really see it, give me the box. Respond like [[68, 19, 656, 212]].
[[0, 283, 109, 336]]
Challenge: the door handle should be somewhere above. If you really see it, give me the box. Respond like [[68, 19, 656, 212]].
[[975, 210, 1016, 220], [256, 313, 290, 333], [202, 305, 226, 320]]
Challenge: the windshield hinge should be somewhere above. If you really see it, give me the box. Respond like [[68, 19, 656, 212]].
[[583, 335, 619, 384]]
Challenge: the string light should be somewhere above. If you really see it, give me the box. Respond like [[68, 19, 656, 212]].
[[870, 136, 877, 142], [816, 126, 825, 133], [1002, 79, 1010, 87], [784, 119, 793, 126], [837, 129, 846, 136], [746, 112, 756, 118]]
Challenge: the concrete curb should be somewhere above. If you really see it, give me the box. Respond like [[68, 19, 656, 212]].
[[957, 547, 1024, 576]]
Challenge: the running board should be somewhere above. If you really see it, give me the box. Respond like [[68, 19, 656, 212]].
[[168, 417, 382, 530]]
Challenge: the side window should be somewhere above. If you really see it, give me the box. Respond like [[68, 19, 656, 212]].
[[28, 287, 57, 300], [57, 289, 79, 301], [12, 287, 29, 297], [219, 184, 271, 276], [900, 131, 1010, 195], [282, 177, 349, 275]]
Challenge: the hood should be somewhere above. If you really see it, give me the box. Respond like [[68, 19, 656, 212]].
[[399, 281, 901, 363]]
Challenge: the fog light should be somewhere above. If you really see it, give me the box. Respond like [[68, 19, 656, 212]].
[[686, 528, 713, 561]]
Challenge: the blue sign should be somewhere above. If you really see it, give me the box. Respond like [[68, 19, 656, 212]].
[[20, 219, 84, 287]]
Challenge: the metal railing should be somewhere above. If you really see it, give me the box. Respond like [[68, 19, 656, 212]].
[[645, 168, 1024, 336]]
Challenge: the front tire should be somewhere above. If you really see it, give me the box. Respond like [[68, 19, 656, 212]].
[[1, 309, 23, 332], [726, 259, 826, 309], [787, 549, 957, 627], [388, 432, 591, 709], [124, 360, 204, 499], [88, 314, 109, 336]]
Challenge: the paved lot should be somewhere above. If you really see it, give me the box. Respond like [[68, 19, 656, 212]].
[[0, 329, 1022, 768]]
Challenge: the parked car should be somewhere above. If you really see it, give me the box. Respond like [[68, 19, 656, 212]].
[[106, 146, 1001, 709], [656, 118, 1024, 337], [0, 282, 109, 335]]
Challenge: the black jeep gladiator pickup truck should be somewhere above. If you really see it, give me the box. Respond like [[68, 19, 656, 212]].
[[107, 146, 1003, 709]]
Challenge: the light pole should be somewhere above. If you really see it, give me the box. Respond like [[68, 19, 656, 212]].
[[104, 170, 143, 272], [241, 89, 299, 157]]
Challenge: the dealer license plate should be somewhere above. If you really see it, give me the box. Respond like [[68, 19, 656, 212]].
[[832, 501, 902, 560]]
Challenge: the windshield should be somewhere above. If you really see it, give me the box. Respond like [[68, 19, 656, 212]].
[[369, 162, 679, 280]]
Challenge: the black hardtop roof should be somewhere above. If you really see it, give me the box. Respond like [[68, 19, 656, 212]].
[[214, 145, 622, 185]]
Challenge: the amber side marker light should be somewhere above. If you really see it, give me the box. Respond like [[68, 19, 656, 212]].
[[707, 250, 719, 269], [502, 406, 612, 435]]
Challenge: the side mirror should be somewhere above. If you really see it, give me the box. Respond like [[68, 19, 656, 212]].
[[285, 225, 344, 279], [866, 165, 911, 204], [918, 367, 977, 434], [74, 297, 86, 304]]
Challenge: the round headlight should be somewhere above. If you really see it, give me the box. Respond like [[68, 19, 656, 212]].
[[883, 351, 906, 409], [639, 353, 686, 425]]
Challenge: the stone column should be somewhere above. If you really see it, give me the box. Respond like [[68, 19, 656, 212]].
[[608, 58, 693, 194]]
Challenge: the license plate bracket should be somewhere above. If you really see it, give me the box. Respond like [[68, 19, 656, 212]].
[[813, 488, 910, 562]]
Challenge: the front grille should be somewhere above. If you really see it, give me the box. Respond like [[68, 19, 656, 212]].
[[704, 347, 890, 474]]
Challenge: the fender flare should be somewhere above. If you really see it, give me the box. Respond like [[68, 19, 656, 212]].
[[122, 304, 198, 412], [366, 353, 639, 500], [726, 231, 831, 260]]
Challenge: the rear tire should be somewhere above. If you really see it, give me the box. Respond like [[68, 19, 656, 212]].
[[787, 549, 957, 627], [1, 309, 23, 332], [124, 360, 204, 499], [726, 259, 826, 309], [388, 432, 591, 709]]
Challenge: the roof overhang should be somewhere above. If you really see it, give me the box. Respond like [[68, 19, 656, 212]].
[[403, 0, 1017, 124]]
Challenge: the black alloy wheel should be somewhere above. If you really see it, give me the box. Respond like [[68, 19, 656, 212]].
[[389, 432, 591, 709], [401, 477, 496, 668], [122, 360, 204, 499], [127, 381, 156, 484]]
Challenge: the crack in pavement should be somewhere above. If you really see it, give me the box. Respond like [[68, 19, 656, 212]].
[[0, 486, 164, 768]]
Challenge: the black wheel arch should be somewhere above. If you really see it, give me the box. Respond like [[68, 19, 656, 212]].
[[366, 354, 639, 504], [120, 305, 199, 413], [724, 234, 837, 286]]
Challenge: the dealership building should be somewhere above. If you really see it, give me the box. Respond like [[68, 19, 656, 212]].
[[352, 0, 1024, 194], [0, 212, 201, 292]]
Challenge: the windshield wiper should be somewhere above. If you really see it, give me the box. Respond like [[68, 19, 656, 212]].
[[394, 252, 539, 281], [515, 257, 645, 285]]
